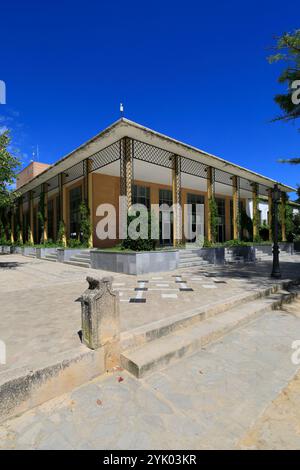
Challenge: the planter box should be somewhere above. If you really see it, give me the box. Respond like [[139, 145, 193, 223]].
[[23, 247, 37, 257], [56, 248, 89, 263], [14, 246, 24, 255], [195, 247, 225, 265], [0, 245, 13, 254], [225, 246, 256, 262], [279, 242, 294, 254], [36, 247, 58, 259], [294, 241, 300, 252], [90, 249, 179, 275]]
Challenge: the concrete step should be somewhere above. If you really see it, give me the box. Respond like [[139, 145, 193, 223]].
[[64, 260, 91, 268], [179, 255, 205, 262], [70, 254, 91, 262], [178, 260, 209, 268], [121, 286, 298, 378]]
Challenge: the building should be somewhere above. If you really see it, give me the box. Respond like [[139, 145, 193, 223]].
[[13, 118, 295, 247], [16, 161, 50, 189]]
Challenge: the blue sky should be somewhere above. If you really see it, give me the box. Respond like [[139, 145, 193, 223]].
[[0, 0, 299, 198]]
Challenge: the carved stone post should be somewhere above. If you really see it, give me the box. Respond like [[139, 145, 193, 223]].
[[79, 276, 120, 370]]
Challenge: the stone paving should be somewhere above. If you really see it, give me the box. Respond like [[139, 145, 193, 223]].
[[0, 253, 300, 375], [1, 299, 300, 449]]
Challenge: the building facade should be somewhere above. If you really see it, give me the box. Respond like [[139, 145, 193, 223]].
[[12, 119, 295, 247]]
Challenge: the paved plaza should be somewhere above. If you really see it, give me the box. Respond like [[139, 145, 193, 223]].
[[1, 253, 300, 375], [1, 253, 300, 449], [1, 299, 300, 449]]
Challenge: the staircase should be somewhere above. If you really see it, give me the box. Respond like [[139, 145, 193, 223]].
[[178, 249, 210, 268], [255, 249, 291, 262], [120, 282, 299, 378], [64, 250, 91, 268], [45, 252, 58, 262]]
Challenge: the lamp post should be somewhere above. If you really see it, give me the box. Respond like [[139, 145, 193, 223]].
[[271, 184, 281, 279]]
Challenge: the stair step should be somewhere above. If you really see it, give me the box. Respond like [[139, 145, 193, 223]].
[[179, 260, 209, 267], [64, 260, 91, 268], [121, 287, 298, 378], [45, 256, 57, 262], [69, 255, 91, 262]]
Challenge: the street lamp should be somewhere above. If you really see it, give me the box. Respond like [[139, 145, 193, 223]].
[[271, 184, 281, 279]]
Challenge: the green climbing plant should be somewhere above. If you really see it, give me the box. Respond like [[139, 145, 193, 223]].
[[209, 197, 218, 243], [56, 220, 66, 246], [79, 201, 92, 247]]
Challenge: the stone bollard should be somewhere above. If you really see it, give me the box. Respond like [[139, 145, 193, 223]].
[[79, 276, 120, 370]]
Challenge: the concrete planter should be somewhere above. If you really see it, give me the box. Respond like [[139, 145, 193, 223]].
[[0, 245, 13, 254], [90, 249, 179, 275], [35, 247, 58, 259], [294, 241, 300, 252], [225, 245, 256, 262], [23, 246, 37, 257], [57, 248, 89, 263], [195, 247, 225, 265], [14, 246, 24, 255], [279, 242, 294, 254]]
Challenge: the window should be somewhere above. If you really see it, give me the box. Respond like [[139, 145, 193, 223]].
[[47, 199, 54, 241], [132, 185, 150, 209], [186, 193, 205, 242], [69, 186, 82, 239], [216, 198, 225, 243], [159, 189, 173, 245]]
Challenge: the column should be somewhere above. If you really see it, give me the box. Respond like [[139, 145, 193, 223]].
[[172, 155, 182, 246], [252, 183, 259, 240], [19, 196, 23, 244], [43, 183, 48, 242], [87, 159, 93, 247], [29, 190, 34, 244], [59, 173, 67, 246], [232, 175, 239, 240], [268, 189, 273, 241], [120, 137, 133, 210], [10, 210, 15, 243], [207, 166, 214, 243], [281, 192, 287, 242]]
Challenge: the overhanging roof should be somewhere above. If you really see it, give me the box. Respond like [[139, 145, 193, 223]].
[[16, 118, 296, 194]]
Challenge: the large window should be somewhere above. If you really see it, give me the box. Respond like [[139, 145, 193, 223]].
[[69, 186, 82, 239], [216, 198, 225, 243], [132, 185, 150, 209], [47, 199, 54, 241], [159, 189, 173, 246], [186, 193, 205, 242]]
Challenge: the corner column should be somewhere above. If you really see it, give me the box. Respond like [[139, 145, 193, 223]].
[[87, 159, 94, 247], [59, 173, 67, 246], [19, 196, 23, 244], [207, 166, 214, 243], [281, 192, 287, 242], [172, 155, 182, 246], [10, 209, 15, 243], [252, 183, 259, 240], [43, 183, 48, 242], [232, 175, 240, 240], [120, 137, 133, 210], [29, 190, 34, 244]]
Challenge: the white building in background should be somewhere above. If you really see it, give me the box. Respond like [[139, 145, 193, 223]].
[[246, 198, 300, 226]]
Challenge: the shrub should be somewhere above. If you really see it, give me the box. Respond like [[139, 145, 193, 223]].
[[121, 211, 157, 251]]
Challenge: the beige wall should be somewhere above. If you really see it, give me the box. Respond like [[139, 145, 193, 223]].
[[90, 172, 240, 248], [16, 162, 50, 189]]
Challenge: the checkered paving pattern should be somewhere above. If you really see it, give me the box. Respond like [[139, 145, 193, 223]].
[[112, 270, 227, 304]]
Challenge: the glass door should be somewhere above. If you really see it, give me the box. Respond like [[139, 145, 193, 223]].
[[159, 189, 173, 246]]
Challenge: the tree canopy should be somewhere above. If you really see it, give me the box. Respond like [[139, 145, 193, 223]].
[[0, 130, 20, 208], [268, 29, 300, 164]]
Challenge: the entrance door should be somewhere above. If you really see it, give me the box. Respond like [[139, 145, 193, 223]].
[[186, 193, 205, 243], [159, 189, 173, 246]]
